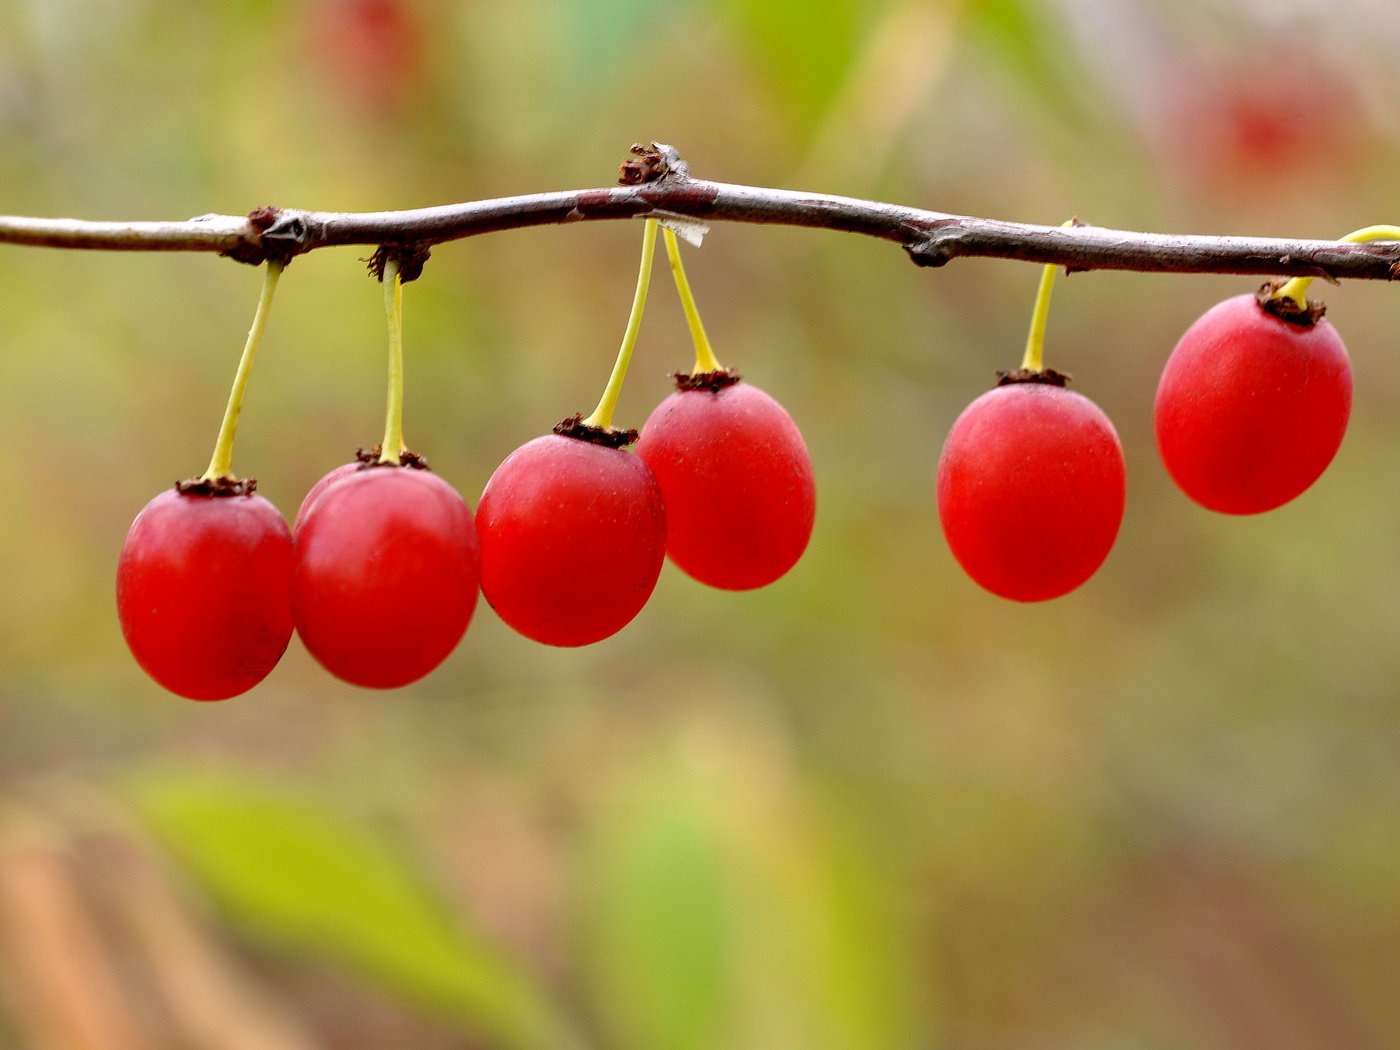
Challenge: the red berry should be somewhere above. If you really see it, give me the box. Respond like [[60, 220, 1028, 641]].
[[117, 488, 293, 700], [937, 379, 1126, 602], [476, 433, 667, 647], [293, 461, 362, 532], [636, 377, 815, 590], [1154, 293, 1352, 514], [293, 466, 480, 687], [308, 0, 425, 120]]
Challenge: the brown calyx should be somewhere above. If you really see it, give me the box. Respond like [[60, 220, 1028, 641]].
[[553, 414, 638, 448], [672, 369, 743, 393], [368, 244, 432, 284], [1256, 282, 1327, 326], [353, 446, 432, 470], [175, 476, 257, 496], [995, 368, 1071, 388]]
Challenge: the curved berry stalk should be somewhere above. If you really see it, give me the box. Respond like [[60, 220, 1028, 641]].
[[937, 243, 1126, 601], [117, 261, 294, 699], [636, 227, 816, 590], [1153, 226, 1389, 515], [293, 254, 481, 686], [477, 220, 667, 646], [196, 260, 285, 487]]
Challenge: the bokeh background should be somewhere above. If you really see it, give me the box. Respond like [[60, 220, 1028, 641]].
[[2, 1, 1400, 1047]]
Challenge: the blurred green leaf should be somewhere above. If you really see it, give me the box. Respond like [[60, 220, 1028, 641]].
[[722, 0, 881, 136], [791, 813, 928, 1050], [964, 0, 1094, 130], [720, 776, 928, 1050], [583, 734, 929, 1050], [560, 0, 662, 76], [131, 770, 585, 1050], [584, 771, 737, 1050]]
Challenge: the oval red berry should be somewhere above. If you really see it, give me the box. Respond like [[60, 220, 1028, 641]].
[[1154, 293, 1352, 514], [293, 460, 361, 532], [117, 488, 294, 700], [637, 381, 815, 590], [937, 382, 1126, 602], [477, 434, 667, 647], [293, 467, 480, 688]]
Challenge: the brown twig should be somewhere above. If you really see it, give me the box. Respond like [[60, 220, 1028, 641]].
[[0, 142, 1397, 283]]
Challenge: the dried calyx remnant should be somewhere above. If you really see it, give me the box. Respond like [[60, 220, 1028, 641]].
[[175, 476, 258, 496], [554, 413, 639, 448], [672, 369, 742, 393], [1256, 281, 1327, 326], [996, 368, 1071, 388], [354, 446, 431, 470]]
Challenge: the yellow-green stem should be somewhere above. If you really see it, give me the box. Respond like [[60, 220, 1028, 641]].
[[662, 226, 723, 373], [1019, 220, 1076, 373], [582, 218, 658, 430], [1274, 224, 1400, 307], [379, 257, 406, 465], [200, 260, 283, 482], [1020, 260, 1060, 373]]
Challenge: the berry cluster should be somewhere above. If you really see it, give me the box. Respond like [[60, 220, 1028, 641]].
[[935, 240, 1362, 602], [115, 212, 1384, 699], [117, 224, 815, 700]]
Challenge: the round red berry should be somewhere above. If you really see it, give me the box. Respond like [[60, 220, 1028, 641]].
[[636, 376, 815, 590], [1154, 293, 1352, 514], [308, 0, 425, 120], [293, 460, 361, 532], [117, 488, 294, 700], [476, 433, 667, 647], [937, 378, 1126, 602], [293, 466, 480, 688]]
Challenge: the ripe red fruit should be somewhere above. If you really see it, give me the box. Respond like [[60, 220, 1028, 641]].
[[937, 377, 1126, 602], [476, 431, 667, 647], [636, 375, 815, 590], [117, 488, 294, 700], [1154, 293, 1352, 514], [308, 0, 425, 121], [293, 465, 480, 688], [293, 461, 361, 532]]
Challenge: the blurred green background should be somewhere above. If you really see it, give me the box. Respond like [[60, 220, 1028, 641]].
[[2, 1, 1399, 1047]]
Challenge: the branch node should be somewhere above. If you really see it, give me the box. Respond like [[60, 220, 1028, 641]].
[[246, 206, 280, 232], [259, 211, 312, 265], [217, 205, 284, 266], [904, 224, 965, 268], [619, 142, 690, 186], [1060, 217, 1094, 273], [224, 206, 313, 266]]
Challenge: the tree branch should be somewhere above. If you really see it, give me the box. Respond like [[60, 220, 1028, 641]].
[[1, 143, 1397, 285]]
